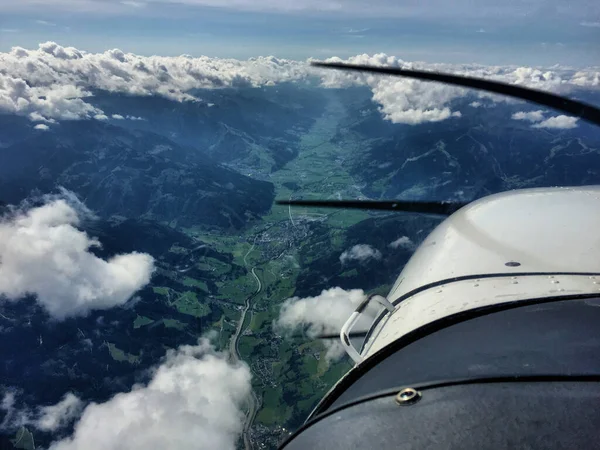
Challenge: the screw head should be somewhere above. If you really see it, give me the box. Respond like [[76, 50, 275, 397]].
[[396, 387, 421, 405]]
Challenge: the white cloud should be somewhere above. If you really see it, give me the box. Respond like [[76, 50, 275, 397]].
[[35, 20, 56, 26], [34, 123, 49, 130], [570, 70, 600, 87], [111, 114, 124, 119], [469, 101, 482, 107], [532, 115, 579, 129], [511, 110, 578, 129], [580, 21, 600, 27], [93, 114, 108, 121], [0, 192, 155, 319], [340, 244, 382, 264], [389, 236, 414, 250], [121, 0, 146, 7], [276, 287, 380, 361], [319, 54, 466, 124], [511, 110, 545, 122], [47, 339, 251, 450], [0, 72, 102, 121], [1, 392, 30, 430], [344, 27, 370, 34], [36, 394, 84, 432]]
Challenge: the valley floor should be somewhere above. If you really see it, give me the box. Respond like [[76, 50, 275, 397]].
[[181, 91, 374, 448]]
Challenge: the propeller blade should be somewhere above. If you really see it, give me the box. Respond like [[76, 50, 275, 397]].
[[317, 332, 368, 339], [277, 199, 468, 215], [311, 61, 600, 128]]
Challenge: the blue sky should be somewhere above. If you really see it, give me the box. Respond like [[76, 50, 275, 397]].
[[0, 0, 599, 66]]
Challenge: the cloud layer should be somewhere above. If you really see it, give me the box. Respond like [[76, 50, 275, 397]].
[[0, 43, 598, 125], [0, 42, 307, 122], [0, 192, 155, 319]]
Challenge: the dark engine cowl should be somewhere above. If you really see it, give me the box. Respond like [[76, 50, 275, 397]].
[[279, 297, 600, 449]]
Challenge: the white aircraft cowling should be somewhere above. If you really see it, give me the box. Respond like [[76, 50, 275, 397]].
[[357, 185, 600, 361]]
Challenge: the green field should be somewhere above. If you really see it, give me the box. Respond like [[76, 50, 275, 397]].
[[256, 387, 293, 426], [216, 274, 256, 303], [133, 315, 155, 329], [163, 318, 187, 330], [152, 286, 170, 296], [195, 257, 232, 276], [106, 342, 141, 365], [171, 291, 211, 318], [182, 277, 209, 291]]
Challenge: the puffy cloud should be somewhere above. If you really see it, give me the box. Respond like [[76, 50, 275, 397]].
[[0, 192, 155, 319], [36, 394, 84, 432], [511, 110, 545, 122], [1, 392, 30, 430], [511, 110, 578, 129], [48, 339, 251, 450], [1, 391, 82, 433], [532, 115, 579, 129], [0, 73, 101, 121], [276, 287, 380, 361], [1, 339, 251, 450], [111, 113, 124, 119], [38, 41, 83, 60], [33, 123, 49, 130], [389, 236, 414, 250], [372, 79, 462, 124], [570, 70, 600, 87], [340, 244, 381, 264], [317, 54, 466, 124]]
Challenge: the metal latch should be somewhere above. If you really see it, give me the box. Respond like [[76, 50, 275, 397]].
[[340, 294, 395, 364]]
